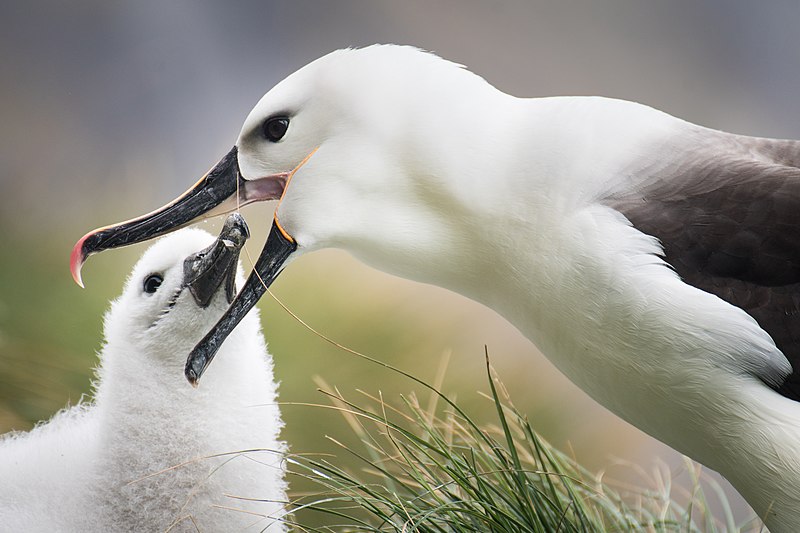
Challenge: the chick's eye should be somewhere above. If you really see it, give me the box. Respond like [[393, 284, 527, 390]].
[[263, 116, 289, 142], [143, 274, 163, 294]]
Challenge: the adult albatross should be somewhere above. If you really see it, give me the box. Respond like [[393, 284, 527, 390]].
[[72, 45, 800, 531]]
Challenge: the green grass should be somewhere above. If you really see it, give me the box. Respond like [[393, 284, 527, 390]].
[[283, 349, 764, 532]]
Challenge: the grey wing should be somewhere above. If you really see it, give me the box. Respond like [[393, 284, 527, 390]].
[[607, 134, 800, 401]]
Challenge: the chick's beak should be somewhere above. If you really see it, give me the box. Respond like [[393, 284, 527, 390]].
[[184, 213, 250, 308]]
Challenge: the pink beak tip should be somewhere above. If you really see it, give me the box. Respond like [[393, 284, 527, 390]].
[[70, 233, 90, 288]]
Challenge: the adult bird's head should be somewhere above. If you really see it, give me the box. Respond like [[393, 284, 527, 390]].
[[72, 44, 507, 383]]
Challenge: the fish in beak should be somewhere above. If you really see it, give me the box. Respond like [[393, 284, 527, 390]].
[[71, 146, 298, 385]]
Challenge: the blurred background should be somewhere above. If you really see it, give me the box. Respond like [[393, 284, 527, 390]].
[[1, 0, 799, 527]]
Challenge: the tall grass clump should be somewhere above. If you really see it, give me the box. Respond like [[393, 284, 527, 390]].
[[283, 349, 763, 532]]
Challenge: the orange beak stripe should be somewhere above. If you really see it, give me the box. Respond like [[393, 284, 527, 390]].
[[272, 146, 319, 244]]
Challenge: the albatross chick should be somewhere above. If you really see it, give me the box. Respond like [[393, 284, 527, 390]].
[[4, 214, 286, 531]]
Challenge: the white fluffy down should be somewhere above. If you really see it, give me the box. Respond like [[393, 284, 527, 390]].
[[0, 228, 287, 532]]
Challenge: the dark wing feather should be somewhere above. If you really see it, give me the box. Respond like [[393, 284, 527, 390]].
[[607, 134, 800, 400]]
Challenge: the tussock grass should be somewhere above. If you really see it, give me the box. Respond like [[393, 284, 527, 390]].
[[283, 349, 764, 532]]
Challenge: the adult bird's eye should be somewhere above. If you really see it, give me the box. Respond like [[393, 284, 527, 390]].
[[262, 116, 289, 142], [143, 274, 163, 294]]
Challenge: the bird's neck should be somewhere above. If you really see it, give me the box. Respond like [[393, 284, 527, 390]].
[[91, 317, 282, 471], [367, 96, 676, 291], [87, 316, 285, 529]]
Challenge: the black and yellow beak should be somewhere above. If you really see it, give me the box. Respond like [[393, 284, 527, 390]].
[[71, 144, 305, 385], [73, 146, 247, 286]]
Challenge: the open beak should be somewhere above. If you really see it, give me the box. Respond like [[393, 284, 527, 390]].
[[184, 213, 250, 308], [185, 221, 295, 385], [72, 144, 312, 386], [183, 151, 320, 385], [70, 145, 289, 287]]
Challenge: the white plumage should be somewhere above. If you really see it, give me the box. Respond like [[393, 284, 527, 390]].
[[71, 45, 800, 532], [1, 228, 287, 532], [247, 47, 800, 531]]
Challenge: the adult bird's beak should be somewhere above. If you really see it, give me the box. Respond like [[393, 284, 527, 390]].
[[71, 144, 313, 385], [182, 150, 319, 385], [70, 146, 290, 287], [183, 213, 250, 308], [185, 221, 296, 386]]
